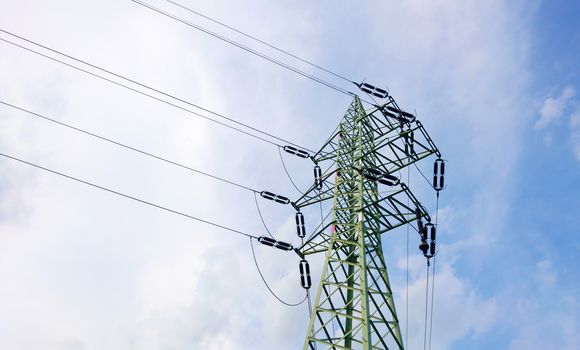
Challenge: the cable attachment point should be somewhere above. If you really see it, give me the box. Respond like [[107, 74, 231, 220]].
[[355, 81, 388, 99], [377, 105, 416, 125], [313, 165, 322, 190], [359, 167, 400, 186], [295, 211, 306, 238], [362, 167, 382, 181], [419, 223, 436, 259], [260, 190, 290, 204], [416, 207, 424, 233], [299, 259, 312, 289], [390, 106, 417, 123], [433, 158, 445, 191], [378, 174, 400, 186], [402, 130, 415, 157], [257, 236, 294, 251], [283, 145, 310, 159]]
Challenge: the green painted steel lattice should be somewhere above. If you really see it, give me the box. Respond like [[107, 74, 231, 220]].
[[296, 96, 439, 349]]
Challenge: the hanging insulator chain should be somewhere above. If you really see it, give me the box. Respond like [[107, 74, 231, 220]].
[[313, 165, 322, 190], [257, 236, 294, 251], [299, 259, 312, 289], [403, 129, 415, 157], [355, 81, 388, 99], [260, 190, 291, 205], [416, 207, 424, 235], [295, 211, 306, 238], [419, 223, 437, 259], [430, 224, 437, 256], [360, 167, 400, 186], [433, 158, 445, 191], [283, 145, 310, 159]]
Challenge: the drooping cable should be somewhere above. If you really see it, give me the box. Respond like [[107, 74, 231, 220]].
[[0, 29, 313, 152], [428, 193, 440, 350], [0, 100, 259, 193], [414, 163, 436, 190], [253, 192, 275, 239], [318, 203, 325, 233], [303, 209, 333, 243], [306, 289, 313, 317], [415, 161, 447, 192], [277, 146, 303, 194], [165, 0, 354, 84], [130, 1, 366, 102], [405, 166, 410, 347], [0, 151, 258, 239], [249, 238, 307, 307], [423, 263, 430, 350]]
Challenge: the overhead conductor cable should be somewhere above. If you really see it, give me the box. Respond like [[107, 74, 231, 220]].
[[0, 152, 258, 240], [0, 100, 258, 193], [429, 159, 445, 350], [165, 0, 392, 106], [0, 29, 312, 153], [131, 0, 384, 106], [131, 0, 354, 98], [249, 238, 307, 307], [164, 0, 354, 84]]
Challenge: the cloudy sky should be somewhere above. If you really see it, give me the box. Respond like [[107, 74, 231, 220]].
[[0, 0, 579, 349]]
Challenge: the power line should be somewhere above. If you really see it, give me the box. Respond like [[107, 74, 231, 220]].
[[0, 100, 258, 193], [253, 192, 275, 238], [249, 237, 307, 307], [428, 254, 437, 350], [0, 151, 258, 240], [414, 163, 436, 190], [131, 0, 357, 99], [277, 146, 304, 194], [0, 36, 277, 148], [428, 192, 441, 350], [0, 29, 313, 152], [405, 166, 410, 347], [165, 0, 354, 84], [423, 263, 430, 350]]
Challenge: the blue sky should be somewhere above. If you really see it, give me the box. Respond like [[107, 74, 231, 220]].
[[0, 0, 579, 349]]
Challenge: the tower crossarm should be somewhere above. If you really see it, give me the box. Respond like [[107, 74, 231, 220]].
[[292, 164, 338, 209], [297, 182, 429, 256], [294, 120, 438, 210]]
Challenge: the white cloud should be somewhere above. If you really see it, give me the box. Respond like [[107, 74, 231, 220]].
[[508, 295, 580, 350], [396, 259, 497, 350], [535, 86, 576, 130], [434, 206, 457, 235], [0, 0, 546, 349]]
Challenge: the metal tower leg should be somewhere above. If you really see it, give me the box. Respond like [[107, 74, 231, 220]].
[[303, 97, 404, 349]]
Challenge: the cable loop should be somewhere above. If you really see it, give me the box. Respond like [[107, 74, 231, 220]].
[[249, 238, 307, 307]]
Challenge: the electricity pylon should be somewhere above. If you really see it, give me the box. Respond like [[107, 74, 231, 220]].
[[293, 95, 441, 349]]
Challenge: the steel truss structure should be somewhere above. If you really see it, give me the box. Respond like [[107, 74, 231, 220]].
[[295, 96, 440, 349]]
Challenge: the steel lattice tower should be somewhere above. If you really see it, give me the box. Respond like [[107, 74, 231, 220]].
[[293, 96, 440, 349]]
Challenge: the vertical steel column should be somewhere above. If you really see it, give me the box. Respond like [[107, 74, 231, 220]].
[[303, 96, 404, 349]]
